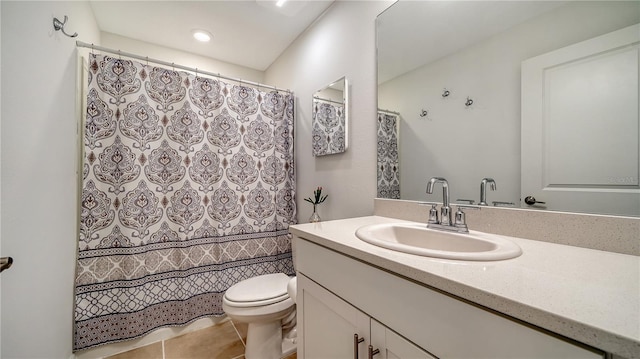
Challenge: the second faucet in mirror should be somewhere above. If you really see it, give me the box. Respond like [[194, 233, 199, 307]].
[[479, 178, 496, 206]]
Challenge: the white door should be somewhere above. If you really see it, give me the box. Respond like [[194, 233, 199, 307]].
[[297, 274, 371, 359], [521, 24, 640, 216]]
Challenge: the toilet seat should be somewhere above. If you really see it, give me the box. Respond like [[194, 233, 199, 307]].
[[224, 273, 291, 308], [222, 274, 298, 359]]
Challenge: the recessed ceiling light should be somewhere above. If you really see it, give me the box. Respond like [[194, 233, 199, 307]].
[[276, 0, 287, 7], [192, 30, 212, 42]]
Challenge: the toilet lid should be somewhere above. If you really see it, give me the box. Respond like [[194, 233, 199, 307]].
[[225, 273, 291, 304]]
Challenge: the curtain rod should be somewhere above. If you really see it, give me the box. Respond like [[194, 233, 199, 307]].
[[76, 41, 291, 94], [377, 108, 401, 116]]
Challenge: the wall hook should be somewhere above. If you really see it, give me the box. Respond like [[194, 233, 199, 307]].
[[442, 88, 450, 98], [465, 97, 474, 107], [419, 109, 429, 117], [53, 15, 78, 38]]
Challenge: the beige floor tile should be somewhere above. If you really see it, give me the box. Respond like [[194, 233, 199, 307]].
[[104, 342, 163, 359], [230, 320, 248, 344], [164, 321, 245, 359]]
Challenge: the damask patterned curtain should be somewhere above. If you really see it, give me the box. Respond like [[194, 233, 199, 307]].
[[75, 53, 296, 350], [377, 112, 400, 199], [312, 100, 346, 156]]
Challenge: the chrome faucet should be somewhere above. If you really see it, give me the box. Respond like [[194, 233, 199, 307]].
[[479, 178, 496, 206], [425, 177, 479, 233], [426, 177, 452, 226]]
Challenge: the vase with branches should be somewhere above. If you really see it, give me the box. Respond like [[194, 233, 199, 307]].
[[304, 186, 327, 223]]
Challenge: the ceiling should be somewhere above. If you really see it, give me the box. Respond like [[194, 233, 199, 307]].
[[377, 1, 566, 83], [89, 0, 335, 71]]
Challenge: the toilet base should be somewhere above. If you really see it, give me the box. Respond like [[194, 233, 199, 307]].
[[282, 335, 297, 358], [245, 321, 282, 359], [244, 321, 297, 359]]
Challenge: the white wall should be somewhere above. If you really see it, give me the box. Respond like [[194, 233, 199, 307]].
[[266, 0, 394, 222], [378, 1, 640, 205], [1, 1, 100, 357]]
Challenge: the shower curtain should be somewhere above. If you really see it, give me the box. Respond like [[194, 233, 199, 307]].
[[377, 112, 400, 199], [312, 99, 346, 156], [75, 53, 296, 350]]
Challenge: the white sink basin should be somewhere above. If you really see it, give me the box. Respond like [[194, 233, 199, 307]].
[[355, 223, 522, 261]]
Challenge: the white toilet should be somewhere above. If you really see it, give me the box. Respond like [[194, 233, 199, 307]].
[[223, 273, 297, 359]]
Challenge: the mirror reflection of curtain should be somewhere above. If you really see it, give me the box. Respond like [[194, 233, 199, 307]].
[[312, 99, 345, 156], [75, 53, 296, 350], [377, 112, 400, 199]]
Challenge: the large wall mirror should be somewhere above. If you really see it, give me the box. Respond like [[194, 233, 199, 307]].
[[312, 77, 348, 156], [376, 1, 640, 217]]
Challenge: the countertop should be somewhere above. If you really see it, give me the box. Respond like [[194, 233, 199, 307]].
[[290, 216, 640, 359]]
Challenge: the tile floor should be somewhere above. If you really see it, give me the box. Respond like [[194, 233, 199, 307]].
[[105, 320, 297, 359]]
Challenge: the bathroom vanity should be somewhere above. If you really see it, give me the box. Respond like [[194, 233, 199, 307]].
[[290, 215, 640, 359]]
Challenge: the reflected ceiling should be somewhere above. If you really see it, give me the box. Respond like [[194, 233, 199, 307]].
[[377, 1, 565, 84]]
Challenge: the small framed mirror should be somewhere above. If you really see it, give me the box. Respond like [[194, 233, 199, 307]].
[[312, 77, 348, 156]]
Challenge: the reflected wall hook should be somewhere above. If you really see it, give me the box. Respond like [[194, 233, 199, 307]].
[[465, 97, 474, 107], [419, 109, 429, 117], [53, 15, 78, 38], [442, 88, 450, 97]]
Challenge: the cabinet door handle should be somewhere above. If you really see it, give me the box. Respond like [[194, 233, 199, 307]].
[[368, 345, 380, 359], [354, 334, 365, 359]]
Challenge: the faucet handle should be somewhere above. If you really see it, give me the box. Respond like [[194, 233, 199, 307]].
[[418, 201, 439, 206], [455, 204, 480, 210], [419, 202, 439, 224], [492, 201, 515, 207], [456, 199, 475, 205], [453, 205, 479, 229]]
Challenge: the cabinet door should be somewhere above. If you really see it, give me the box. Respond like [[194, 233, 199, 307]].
[[298, 274, 370, 359], [370, 319, 437, 359]]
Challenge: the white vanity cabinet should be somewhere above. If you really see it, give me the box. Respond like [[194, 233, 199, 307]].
[[298, 273, 436, 359], [297, 273, 369, 358], [295, 236, 605, 359]]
